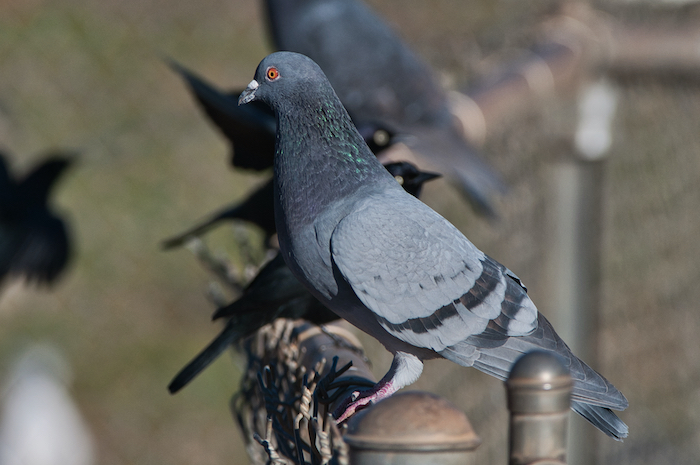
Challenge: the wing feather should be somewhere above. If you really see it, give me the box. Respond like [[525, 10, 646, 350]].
[[331, 191, 537, 353]]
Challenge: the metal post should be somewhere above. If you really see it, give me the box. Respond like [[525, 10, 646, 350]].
[[546, 79, 618, 465], [343, 391, 481, 465], [506, 350, 573, 465]]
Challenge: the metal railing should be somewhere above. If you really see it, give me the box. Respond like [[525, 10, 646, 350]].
[[235, 319, 572, 465]]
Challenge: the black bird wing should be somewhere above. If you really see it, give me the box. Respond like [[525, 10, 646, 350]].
[[16, 156, 72, 207], [1, 154, 73, 285], [168, 59, 277, 170], [169, 253, 338, 393], [212, 253, 330, 322]]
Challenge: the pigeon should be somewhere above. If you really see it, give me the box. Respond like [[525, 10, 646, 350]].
[[162, 161, 439, 249], [263, 0, 505, 216], [167, 162, 440, 393], [167, 59, 396, 171], [0, 152, 73, 286], [237, 52, 628, 439]]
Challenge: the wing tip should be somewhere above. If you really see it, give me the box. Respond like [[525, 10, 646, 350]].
[[571, 401, 629, 441]]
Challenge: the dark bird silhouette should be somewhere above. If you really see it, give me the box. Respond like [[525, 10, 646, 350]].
[[162, 161, 439, 249], [237, 52, 627, 439], [263, 0, 505, 216], [167, 163, 440, 394], [0, 151, 73, 286], [168, 59, 277, 171], [167, 253, 331, 394]]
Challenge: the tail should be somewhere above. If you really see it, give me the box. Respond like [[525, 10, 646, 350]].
[[571, 401, 629, 441], [168, 323, 239, 394], [441, 313, 628, 440], [161, 206, 238, 250]]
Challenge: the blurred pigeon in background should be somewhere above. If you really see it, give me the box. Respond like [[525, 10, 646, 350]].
[[167, 162, 440, 393], [0, 151, 73, 286], [237, 52, 628, 439], [0, 344, 95, 465], [263, 0, 505, 216]]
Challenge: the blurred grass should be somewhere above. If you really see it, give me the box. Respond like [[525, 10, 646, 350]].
[[0, 1, 269, 464], [0, 1, 699, 464]]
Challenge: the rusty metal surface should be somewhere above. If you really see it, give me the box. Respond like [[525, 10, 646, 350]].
[[344, 391, 480, 465], [344, 391, 481, 451]]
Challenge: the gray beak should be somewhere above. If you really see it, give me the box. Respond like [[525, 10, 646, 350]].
[[238, 79, 259, 105]]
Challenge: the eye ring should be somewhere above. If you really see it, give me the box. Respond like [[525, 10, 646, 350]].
[[266, 66, 280, 81]]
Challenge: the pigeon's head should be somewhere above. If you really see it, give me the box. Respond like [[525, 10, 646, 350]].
[[239, 52, 332, 110]]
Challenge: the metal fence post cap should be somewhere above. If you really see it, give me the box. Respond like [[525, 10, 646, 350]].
[[343, 391, 481, 452], [506, 351, 573, 414]]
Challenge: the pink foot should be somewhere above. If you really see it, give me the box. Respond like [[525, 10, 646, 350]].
[[333, 381, 395, 424]]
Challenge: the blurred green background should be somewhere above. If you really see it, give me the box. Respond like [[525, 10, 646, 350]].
[[1, 0, 699, 464]]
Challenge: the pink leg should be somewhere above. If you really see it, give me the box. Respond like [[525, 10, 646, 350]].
[[332, 351, 424, 424], [333, 379, 397, 424]]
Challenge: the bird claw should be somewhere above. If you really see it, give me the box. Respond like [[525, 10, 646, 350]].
[[333, 389, 376, 424]]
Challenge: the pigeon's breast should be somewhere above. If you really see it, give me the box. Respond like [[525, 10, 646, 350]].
[[276, 190, 365, 303]]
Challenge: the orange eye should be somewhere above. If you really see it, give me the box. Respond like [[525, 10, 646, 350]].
[[266, 67, 280, 81]]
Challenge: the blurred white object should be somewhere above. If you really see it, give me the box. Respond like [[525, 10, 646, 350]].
[[0, 345, 95, 465], [575, 79, 619, 160]]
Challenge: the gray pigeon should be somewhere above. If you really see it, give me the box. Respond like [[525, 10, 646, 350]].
[[238, 52, 628, 440], [263, 0, 505, 216], [166, 162, 440, 393]]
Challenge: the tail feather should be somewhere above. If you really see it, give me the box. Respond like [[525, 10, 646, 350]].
[[161, 208, 235, 249], [440, 313, 628, 439], [571, 401, 629, 441], [168, 324, 239, 394]]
